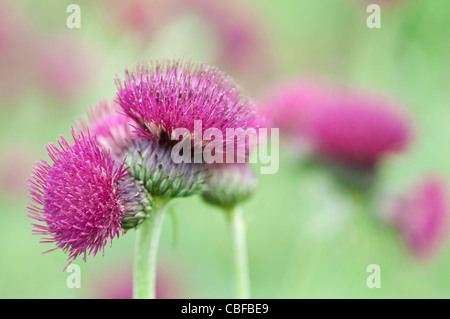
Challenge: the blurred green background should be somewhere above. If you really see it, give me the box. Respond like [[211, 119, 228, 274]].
[[1, 0, 450, 298]]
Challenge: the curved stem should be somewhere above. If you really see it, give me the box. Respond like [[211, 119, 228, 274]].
[[133, 196, 171, 299], [227, 205, 251, 299]]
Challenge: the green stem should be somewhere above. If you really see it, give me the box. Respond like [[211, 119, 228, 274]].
[[226, 205, 251, 299], [133, 196, 171, 299]]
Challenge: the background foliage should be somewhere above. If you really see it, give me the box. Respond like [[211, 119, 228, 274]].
[[1, 0, 449, 298]]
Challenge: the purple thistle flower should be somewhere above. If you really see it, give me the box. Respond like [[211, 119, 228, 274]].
[[79, 100, 137, 158], [27, 129, 149, 270], [389, 178, 448, 258], [115, 59, 260, 152], [309, 91, 410, 170], [100, 0, 176, 42]]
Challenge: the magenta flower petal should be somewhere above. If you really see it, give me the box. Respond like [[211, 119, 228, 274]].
[[27, 129, 139, 269], [101, 0, 176, 41]]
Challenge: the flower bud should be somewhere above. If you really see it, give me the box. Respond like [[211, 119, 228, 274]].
[[126, 139, 207, 198], [202, 163, 257, 209]]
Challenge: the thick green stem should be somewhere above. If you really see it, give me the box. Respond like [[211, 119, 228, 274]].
[[227, 205, 251, 299], [133, 196, 170, 299]]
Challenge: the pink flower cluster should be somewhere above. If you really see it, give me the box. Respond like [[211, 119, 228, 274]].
[[28, 59, 261, 268]]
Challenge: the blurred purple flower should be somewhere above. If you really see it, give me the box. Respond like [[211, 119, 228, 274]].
[[91, 262, 184, 299], [0, 0, 22, 52], [34, 36, 100, 100], [0, 0, 34, 101], [260, 78, 339, 160], [99, 0, 273, 83], [389, 178, 449, 258], [101, 0, 175, 41], [27, 129, 148, 270], [264, 78, 338, 139], [0, 145, 36, 197], [181, 0, 273, 76], [309, 91, 410, 170]]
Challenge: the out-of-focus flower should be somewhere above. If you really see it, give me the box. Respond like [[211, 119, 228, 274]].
[[100, 0, 177, 42], [34, 35, 100, 101], [91, 262, 184, 299], [0, 0, 24, 52], [387, 178, 448, 258], [181, 0, 273, 78], [263, 78, 338, 156], [0, 0, 34, 101], [0, 145, 37, 198], [116, 59, 260, 149], [115, 59, 261, 198], [79, 100, 137, 159], [309, 91, 410, 171], [27, 129, 150, 270]]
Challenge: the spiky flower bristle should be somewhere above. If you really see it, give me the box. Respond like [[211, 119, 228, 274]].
[[115, 59, 260, 151]]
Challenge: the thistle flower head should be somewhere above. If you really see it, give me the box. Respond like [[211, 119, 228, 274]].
[[27, 129, 150, 269], [115, 59, 260, 153], [309, 92, 410, 170], [389, 178, 448, 258], [103, 0, 175, 41], [80, 100, 136, 158], [202, 163, 257, 209]]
